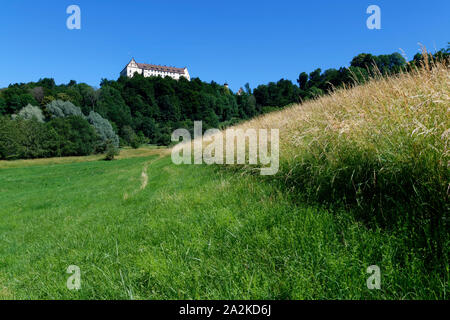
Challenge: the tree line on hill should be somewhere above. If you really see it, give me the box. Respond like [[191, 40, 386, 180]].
[[0, 100, 118, 160], [0, 46, 448, 160], [251, 48, 449, 109]]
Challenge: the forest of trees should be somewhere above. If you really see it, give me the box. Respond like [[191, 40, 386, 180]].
[[1, 47, 448, 160]]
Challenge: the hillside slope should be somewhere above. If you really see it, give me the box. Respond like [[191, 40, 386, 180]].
[[226, 61, 449, 277], [0, 150, 445, 299]]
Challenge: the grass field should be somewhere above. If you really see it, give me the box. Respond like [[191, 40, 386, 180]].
[[0, 147, 446, 299], [0, 146, 169, 169]]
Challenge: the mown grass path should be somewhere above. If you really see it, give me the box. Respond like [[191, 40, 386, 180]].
[[0, 151, 445, 299]]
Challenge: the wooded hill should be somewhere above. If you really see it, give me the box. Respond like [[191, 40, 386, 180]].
[[1, 47, 448, 160]]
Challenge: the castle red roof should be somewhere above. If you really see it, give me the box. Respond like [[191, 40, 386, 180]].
[[136, 63, 185, 74]]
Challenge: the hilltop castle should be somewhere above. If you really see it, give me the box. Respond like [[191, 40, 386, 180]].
[[120, 58, 190, 81]]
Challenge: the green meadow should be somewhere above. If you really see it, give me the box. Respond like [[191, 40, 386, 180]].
[[0, 150, 445, 299]]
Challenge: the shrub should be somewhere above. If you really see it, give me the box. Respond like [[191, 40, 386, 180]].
[[46, 99, 83, 119], [261, 106, 279, 114], [121, 125, 141, 149], [0, 116, 58, 159], [87, 111, 119, 152], [12, 104, 45, 123], [41, 95, 55, 107], [47, 116, 97, 156], [0, 97, 6, 115], [130, 137, 141, 149], [104, 140, 119, 161]]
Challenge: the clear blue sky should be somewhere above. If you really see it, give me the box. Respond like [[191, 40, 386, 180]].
[[0, 0, 448, 91]]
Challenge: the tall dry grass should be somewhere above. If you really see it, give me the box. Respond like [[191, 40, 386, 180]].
[[229, 57, 449, 266]]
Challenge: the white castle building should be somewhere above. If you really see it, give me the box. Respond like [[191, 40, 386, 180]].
[[121, 58, 190, 81]]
